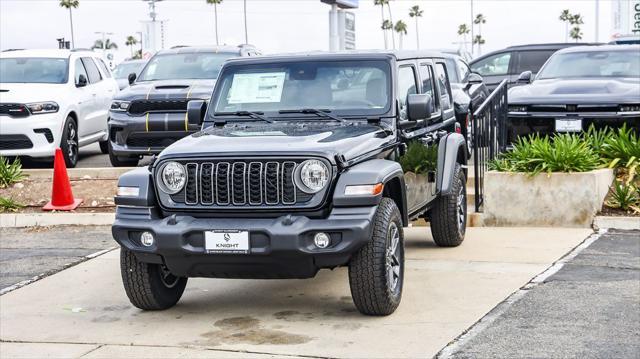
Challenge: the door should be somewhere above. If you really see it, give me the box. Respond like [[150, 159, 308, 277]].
[[80, 57, 108, 137], [72, 58, 95, 138], [512, 50, 557, 84], [470, 51, 513, 91]]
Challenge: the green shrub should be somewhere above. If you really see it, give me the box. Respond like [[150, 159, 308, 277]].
[[0, 196, 23, 213], [491, 134, 599, 175], [606, 181, 639, 213], [0, 157, 27, 188], [599, 124, 640, 168], [399, 141, 437, 174]]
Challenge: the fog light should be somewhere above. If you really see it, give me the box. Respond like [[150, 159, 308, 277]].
[[140, 231, 155, 247], [314, 232, 331, 249]]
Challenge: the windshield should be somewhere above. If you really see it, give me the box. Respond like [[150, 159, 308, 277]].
[[537, 50, 640, 79], [0, 57, 69, 84], [212, 60, 391, 116], [138, 52, 236, 81], [113, 61, 145, 79]]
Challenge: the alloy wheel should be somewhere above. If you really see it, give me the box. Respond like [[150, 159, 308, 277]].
[[386, 222, 401, 292]]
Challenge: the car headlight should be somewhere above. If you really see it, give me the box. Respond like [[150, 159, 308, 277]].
[[158, 162, 186, 194], [26, 102, 59, 114], [296, 160, 329, 193], [619, 104, 640, 113], [508, 105, 527, 113], [110, 100, 130, 112]]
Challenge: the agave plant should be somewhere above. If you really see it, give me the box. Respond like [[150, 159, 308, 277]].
[[606, 181, 640, 213], [0, 157, 27, 188]]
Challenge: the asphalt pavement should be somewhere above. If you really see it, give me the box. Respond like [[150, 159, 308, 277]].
[[19, 143, 151, 169], [443, 229, 640, 358]]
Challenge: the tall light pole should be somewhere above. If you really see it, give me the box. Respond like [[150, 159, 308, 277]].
[[136, 31, 144, 58], [595, 0, 600, 42], [142, 0, 164, 52], [243, 0, 248, 44], [470, 0, 474, 56], [94, 31, 114, 55]]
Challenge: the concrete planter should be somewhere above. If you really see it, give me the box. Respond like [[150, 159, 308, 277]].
[[483, 169, 614, 228]]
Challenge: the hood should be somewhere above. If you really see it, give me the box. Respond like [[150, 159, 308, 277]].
[[0, 83, 67, 104], [159, 122, 395, 164], [509, 78, 640, 104], [114, 79, 216, 101]]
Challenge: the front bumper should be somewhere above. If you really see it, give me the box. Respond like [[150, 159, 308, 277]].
[[505, 112, 640, 144], [108, 111, 196, 156], [112, 205, 376, 279], [0, 113, 63, 158]]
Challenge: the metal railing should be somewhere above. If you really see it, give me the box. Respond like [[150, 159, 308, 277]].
[[471, 79, 508, 212]]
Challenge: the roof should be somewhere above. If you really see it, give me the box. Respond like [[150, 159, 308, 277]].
[[225, 49, 447, 64], [0, 48, 98, 58], [505, 43, 599, 50], [155, 45, 256, 55], [555, 44, 640, 53]]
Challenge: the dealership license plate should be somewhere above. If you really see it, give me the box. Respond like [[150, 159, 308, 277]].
[[555, 119, 582, 132], [205, 230, 249, 254]]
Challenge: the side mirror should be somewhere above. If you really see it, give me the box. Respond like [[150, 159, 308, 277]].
[[406, 94, 433, 121], [128, 73, 137, 85], [76, 74, 88, 87], [517, 71, 533, 84], [464, 73, 484, 91], [186, 100, 207, 128]]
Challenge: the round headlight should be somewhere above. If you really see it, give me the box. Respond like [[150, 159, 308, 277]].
[[297, 160, 329, 193], [159, 162, 186, 194]]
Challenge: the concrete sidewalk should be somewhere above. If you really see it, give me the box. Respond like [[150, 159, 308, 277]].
[[0, 227, 591, 358]]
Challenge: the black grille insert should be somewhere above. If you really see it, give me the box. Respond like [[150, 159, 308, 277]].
[[0, 103, 29, 118], [128, 99, 189, 116], [0, 134, 33, 150]]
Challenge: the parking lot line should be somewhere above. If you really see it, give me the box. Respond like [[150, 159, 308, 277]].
[[0, 227, 591, 358]]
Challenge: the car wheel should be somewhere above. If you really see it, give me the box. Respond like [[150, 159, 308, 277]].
[[430, 163, 466, 247], [60, 116, 79, 168], [348, 197, 404, 316], [99, 140, 109, 154], [108, 141, 139, 167], [120, 248, 187, 310]]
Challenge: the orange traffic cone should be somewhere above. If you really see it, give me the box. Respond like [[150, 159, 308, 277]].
[[42, 148, 82, 211]]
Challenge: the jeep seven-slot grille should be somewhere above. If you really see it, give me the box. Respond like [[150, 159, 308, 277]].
[[180, 160, 302, 206], [127, 99, 189, 115]]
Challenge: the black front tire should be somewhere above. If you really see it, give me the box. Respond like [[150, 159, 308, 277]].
[[430, 163, 467, 247], [349, 197, 404, 316], [108, 141, 139, 167], [60, 117, 79, 168], [120, 248, 187, 310], [98, 140, 109, 154]]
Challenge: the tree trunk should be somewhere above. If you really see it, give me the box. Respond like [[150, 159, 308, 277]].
[[381, 6, 388, 49], [415, 19, 419, 49], [243, 0, 248, 44], [69, 8, 75, 49], [398, 33, 403, 50], [214, 3, 219, 46], [387, 3, 395, 49]]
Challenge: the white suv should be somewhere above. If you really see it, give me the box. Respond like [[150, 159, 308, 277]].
[[0, 49, 119, 167]]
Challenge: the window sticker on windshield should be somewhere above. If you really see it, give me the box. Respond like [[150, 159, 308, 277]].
[[228, 72, 286, 104]]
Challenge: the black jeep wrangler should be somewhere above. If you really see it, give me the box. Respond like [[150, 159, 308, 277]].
[[112, 51, 469, 316]]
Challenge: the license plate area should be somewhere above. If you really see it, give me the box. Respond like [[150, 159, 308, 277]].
[[205, 230, 249, 254], [555, 118, 582, 132]]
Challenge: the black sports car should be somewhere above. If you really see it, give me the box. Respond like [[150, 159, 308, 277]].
[[107, 45, 260, 166], [506, 44, 640, 144]]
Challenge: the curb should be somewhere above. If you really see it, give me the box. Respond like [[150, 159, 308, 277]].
[[593, 216, 640, 230], [0, 213, 115, 228], [22, 167, 135, 180]]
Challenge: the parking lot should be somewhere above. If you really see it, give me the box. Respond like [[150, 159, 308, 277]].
[[1, 226, 596, 358]]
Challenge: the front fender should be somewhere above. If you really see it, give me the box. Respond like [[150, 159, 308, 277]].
[[114, 167, 156, 207], [436, 133, 467, 195]]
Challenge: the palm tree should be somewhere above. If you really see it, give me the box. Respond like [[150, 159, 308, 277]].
[[408, 5, 423, 49], [92, 38, 118, 51], [473, 14, 486, 54], [59, 0, 79, 49], [569, 26, 583, 42], [381, 19, 394, 49], [374, 0, 389, 49], [569, 14, 584, 42], [205, 0, 223, 46], [243, 0, 248, 44], [394, 20, 408, 50], [473, 35, 485, 55], [125, 36, 138, 58], [559, 9, 571, 42], [386, 0, 396, 49], [457, 24, 470, 51]]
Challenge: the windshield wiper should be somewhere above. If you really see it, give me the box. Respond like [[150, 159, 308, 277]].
[[213, 111, 274, 123], [279, 108, 345, 122]]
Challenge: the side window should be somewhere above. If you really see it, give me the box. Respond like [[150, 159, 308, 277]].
[[444, 58, 459, 83], [471, 52, 512, 76], [457, 59, 470, 82], [96, 58, 112, 78], [419, 63, 439, 112], [74, 58, 88, 85], [515, 50, 555, 74], [81, 57, 102, 84], [397, 66, 417, 120], [435, 63, 452, 111]]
